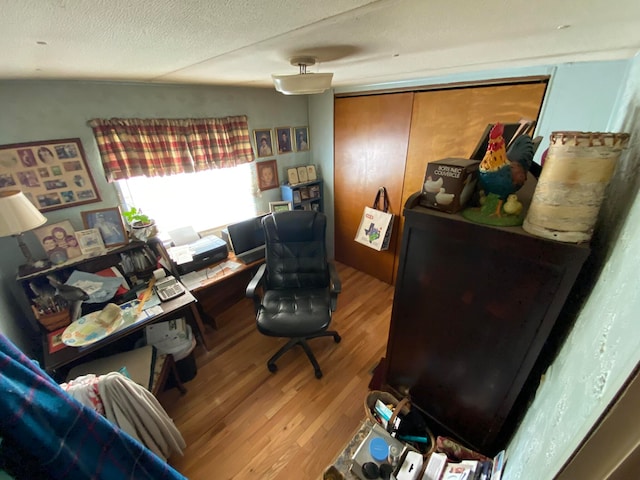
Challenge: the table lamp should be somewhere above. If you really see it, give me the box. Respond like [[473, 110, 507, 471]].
[[0, 190, 49, 273]]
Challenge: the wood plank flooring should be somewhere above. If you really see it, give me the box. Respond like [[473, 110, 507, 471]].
[[158, 263, 393, 480]]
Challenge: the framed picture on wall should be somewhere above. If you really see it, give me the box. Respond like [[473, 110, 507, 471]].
[[256, 159, 279, 191], [0, 138, 101, 212], [275, 127, 293, 154], [253, 129, 274, 158], [81, 207, 128, 248], [294, 126, 309, 151]]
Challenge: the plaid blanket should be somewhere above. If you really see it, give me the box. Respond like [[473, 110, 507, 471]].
[[0, 334, 186, 480]]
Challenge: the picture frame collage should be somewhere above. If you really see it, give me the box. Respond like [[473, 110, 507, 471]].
[[252, 126, 310, 192], [0, 138, 101, 212]]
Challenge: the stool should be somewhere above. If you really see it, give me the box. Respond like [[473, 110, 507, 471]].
[[66, 345, 186, 397]]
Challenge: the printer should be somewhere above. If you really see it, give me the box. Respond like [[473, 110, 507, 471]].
[[148, 228, 229, 277], [174, 235, 229, 275]]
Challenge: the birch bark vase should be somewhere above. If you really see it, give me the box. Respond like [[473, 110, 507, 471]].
[[523, 131, 630, 243]]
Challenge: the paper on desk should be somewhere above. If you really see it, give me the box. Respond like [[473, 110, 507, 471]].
[[168, 245, 193, 265], [168, 226, 200, 246], [180, 270, 208, 289]]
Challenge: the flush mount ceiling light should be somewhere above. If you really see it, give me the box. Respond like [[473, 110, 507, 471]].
[[271, 56, 333, 95]]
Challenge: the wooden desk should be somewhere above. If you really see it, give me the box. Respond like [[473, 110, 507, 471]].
[[43, 289, 207, 373], [180, 255, 263, 329]]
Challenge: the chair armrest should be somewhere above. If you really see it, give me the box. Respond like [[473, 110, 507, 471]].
[[246, 263, 267, 313], [246, 264, 267, 298], [328, 262, 342, 294]]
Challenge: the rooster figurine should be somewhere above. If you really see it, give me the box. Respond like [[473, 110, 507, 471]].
[[478, 122, 534, 217]]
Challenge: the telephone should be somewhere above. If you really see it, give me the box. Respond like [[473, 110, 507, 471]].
[[154, 276, 186, 302]]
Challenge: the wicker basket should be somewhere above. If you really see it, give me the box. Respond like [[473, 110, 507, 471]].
[[32, 305, 71, 332], [364, 390, 436, 457]]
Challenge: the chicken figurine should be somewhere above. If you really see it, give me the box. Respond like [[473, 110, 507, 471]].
[[479, 122, 534, 212]]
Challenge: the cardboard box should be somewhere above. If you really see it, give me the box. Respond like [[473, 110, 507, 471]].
[[419, 158, 480, 213]]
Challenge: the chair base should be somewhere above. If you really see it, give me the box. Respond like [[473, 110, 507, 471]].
[[266, 330, 341, 379]]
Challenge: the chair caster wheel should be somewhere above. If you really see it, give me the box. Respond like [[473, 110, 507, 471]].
[[334, 334, 341, 343], [267, 363, 278, 373], [315, 370, 323, 379]]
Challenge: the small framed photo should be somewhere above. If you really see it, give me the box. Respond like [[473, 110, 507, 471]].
[[75, 228, 106, 257], [253, 129, 274, 158], [306, 165, 317, 181], [293, 190, 302, 204], [33, 219, 82, 265], [294, 126, 309, 151], [269, 201, 292, 213], [297, 166, 308, 183], [275, 127, 293, 154], [287, 167, 300, 185], [81, 207, 127, 248], [256, 159, 279, 191]]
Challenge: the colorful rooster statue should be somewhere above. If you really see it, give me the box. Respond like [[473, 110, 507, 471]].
[[478, 122, 534, 217]]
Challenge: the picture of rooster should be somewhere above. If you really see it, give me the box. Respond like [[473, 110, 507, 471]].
[[478, 122, 535, 216]]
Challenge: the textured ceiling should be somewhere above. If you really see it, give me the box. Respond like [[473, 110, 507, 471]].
[[2, 0, 640, 90]]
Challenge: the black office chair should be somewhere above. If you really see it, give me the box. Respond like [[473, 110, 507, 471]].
[[246, 211, 341, 379]]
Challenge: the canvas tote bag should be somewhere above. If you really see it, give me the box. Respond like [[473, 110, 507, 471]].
[[354, 187, 394, 251]]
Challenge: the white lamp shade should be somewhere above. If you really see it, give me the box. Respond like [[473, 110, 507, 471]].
[[271, 72, 333, 95], [0, 190, 47, 236]]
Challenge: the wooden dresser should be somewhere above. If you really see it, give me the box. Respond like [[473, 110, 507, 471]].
[[381, 193, 590, 455]]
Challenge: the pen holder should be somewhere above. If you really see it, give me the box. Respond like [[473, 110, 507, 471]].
[[32, 305, 71, 332]]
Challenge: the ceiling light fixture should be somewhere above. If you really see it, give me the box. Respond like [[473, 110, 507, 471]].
[[272, 56, 333, 95]]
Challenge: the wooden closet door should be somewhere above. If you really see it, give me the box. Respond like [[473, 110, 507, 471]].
[[334, 93, 414, 284]]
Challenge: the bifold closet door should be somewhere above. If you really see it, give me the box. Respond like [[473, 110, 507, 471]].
[[334, 93, 414, 284]]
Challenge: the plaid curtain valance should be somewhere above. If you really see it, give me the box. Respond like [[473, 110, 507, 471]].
[[88, 116, 255, 181]]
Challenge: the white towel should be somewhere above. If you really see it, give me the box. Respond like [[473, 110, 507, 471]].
[[97, 372, 186, 460]]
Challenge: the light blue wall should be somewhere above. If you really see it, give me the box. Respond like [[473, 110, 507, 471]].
[[505, 56, 640, 480], [309, 90, 336, 258], [0, 80, 309, 349]]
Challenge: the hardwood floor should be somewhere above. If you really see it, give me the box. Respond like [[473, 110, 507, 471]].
[[159, 263, 394, 479]]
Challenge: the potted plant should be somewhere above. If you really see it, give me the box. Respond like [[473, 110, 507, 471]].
[[122, 206, 158, 241]]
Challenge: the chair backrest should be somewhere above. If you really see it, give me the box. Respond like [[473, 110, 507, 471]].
[[262, 211, 329, 290]]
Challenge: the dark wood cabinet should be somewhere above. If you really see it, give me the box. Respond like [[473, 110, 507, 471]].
[[382, 194, 589, 454]]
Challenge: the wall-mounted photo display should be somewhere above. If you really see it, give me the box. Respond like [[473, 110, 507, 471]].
[[0, 138, 101, 212], [256, 159, 279, 191], [253, 129, 274, 158], [275, 127, 293, 154], [294, 126, 309, 152]]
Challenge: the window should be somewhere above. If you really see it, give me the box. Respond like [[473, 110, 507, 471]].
[[88, 115, 258, 235], [116, 164, 256, 234]]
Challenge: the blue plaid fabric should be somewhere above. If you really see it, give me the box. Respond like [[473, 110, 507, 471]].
[[0, 334, 186, 480]]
